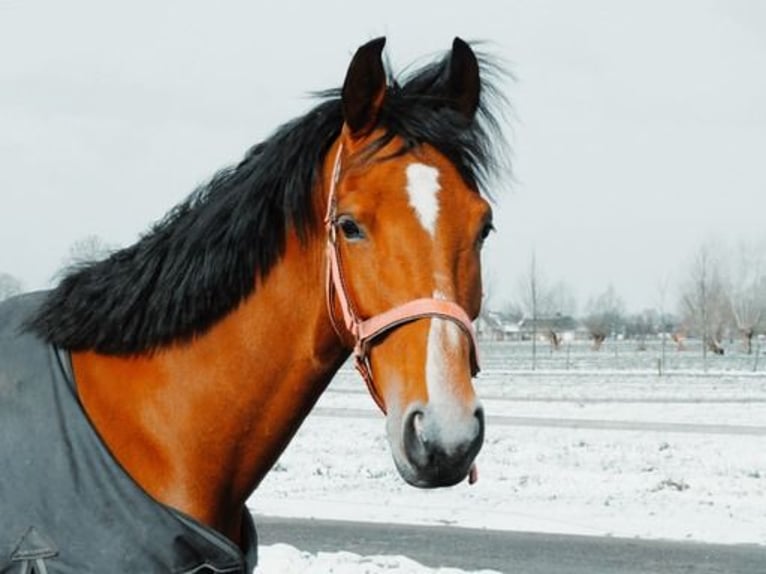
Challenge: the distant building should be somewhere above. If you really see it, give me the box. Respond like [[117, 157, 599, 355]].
[[478, 311, 585, 343], [477, 311, 522, 341], [517, 314, 581, 343]]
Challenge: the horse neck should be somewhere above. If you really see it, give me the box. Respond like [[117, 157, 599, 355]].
[[71, 198, 347, 542]]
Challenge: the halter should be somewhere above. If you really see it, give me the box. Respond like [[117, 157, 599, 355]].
[[323, 143, 481, 413]]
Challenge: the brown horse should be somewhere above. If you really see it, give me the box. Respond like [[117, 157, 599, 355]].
[[12, 37, 507, 570]]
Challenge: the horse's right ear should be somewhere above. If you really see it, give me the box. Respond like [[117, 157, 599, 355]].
[[342, 37, 387, 139]]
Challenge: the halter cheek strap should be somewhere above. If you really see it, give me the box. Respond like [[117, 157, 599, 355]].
[[323, 143, 481, 414]]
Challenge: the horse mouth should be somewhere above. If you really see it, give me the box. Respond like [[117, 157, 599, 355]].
[[393, 453, 480, 488]]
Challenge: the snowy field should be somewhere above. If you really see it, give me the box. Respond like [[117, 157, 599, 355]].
[[249, 342, 766, 572]]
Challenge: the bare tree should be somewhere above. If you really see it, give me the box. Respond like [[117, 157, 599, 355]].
[[500, 300, 524, 322], [68, 235, 118, 264], [657, 276, 670, 364], [481, 268, 497, 314], [516, 253, 577, 357], [517, 251, 544, 369], [545, 280, 578, 350], [584, 284, 625, 350], [58, 235, 120, 276], [625, 309, 656, 351], [679, 243, 730, 362], [0, 272, 23, 302], [548, 279, 578, 318], [728, 240, 766, 354]]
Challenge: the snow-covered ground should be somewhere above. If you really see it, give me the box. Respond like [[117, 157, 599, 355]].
[[255, 544, 501, 574], [248, 343, 766, 572]]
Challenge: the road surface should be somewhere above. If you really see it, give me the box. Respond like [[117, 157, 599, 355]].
[[255, 516, 766, 573], [313, 406, 766, 436]]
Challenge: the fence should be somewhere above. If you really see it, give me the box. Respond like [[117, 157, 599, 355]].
[[478, 338, 764, 374]]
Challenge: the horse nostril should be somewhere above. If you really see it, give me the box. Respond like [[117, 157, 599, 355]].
[[403, 408, 429, 466], [472, 406, 485, 443], [413, 410, 427, 444], [405, 408, 425, 440], [474, 406, 485, 427]]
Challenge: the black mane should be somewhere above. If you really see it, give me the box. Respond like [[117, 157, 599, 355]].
[[27, 48, 509, 354]]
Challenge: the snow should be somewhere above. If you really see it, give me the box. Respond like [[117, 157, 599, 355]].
[[255, 544, 501, 574], [248, 342, 766, 572]]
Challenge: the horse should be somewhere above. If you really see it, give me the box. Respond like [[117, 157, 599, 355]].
[[0, 37, 508, 572]]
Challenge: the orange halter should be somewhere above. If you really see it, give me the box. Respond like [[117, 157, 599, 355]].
[[323, 144, 481, 413]]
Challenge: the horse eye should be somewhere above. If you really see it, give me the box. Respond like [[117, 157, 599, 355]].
[[478, 222, 495, 246], [338, 217, 364, 241]]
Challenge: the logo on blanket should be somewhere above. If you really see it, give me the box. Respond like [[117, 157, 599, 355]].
[[10, 527, 57, 574]]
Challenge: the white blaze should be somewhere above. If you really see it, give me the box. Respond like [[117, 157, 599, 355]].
[[425, 291, 469, 448], [405, 163, 440, 237]]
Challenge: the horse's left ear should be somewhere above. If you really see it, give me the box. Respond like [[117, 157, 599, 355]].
[[447, 37, 481, 122], [342, 37, 387, 139]]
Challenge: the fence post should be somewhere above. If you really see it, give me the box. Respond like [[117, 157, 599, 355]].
[[755, 342, 761, 373]]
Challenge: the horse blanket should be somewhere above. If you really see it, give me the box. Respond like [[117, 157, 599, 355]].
[[0, 293, 258, 573]]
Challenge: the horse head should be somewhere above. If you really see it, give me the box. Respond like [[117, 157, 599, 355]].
[[325, 37, 494, 487]]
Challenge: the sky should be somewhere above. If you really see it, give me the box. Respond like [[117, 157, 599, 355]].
[[1, 0, 764, 313]]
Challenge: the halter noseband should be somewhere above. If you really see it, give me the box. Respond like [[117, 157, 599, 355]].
[[323, 143, 481, 413]]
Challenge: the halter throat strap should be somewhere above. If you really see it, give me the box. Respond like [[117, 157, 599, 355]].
[[323, 143, 481, 413]]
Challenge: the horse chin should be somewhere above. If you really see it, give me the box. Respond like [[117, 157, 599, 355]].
[[392, 455, 474, 489]]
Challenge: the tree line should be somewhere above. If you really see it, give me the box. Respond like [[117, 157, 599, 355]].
[[491, 239, 766, 355]]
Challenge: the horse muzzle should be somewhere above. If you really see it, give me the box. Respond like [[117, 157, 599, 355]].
[[392, 402, 484, 488]]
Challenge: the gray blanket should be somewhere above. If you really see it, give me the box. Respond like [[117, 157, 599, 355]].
[[0, 293, 257, 573]]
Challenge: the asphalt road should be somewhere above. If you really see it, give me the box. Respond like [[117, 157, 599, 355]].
[[255, 516, 766, 574], [313, 406, 766, 436]]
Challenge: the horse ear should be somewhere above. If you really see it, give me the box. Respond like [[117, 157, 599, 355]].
[[447, 37, 481, 121], [342, 37, 387, 138]]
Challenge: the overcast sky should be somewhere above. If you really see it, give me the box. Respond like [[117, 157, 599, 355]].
[[1, 1, 764, 313]]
